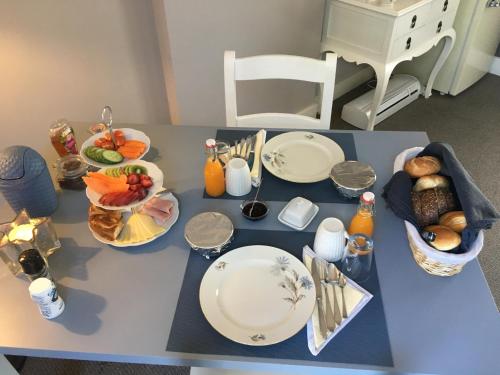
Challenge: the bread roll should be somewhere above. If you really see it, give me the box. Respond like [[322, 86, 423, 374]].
[[404, 156, 441, 178], [439, 211, 467, 233], [424, 225, 462, 251], [413, 174, 449, 192]]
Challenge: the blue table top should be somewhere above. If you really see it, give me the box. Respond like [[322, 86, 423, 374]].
[[0, 124, 498, 375]]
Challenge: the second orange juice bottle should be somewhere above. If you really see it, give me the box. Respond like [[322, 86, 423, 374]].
[[348, 191, 375, 237]]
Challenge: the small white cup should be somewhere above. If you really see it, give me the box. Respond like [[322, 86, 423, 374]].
[[225, 158, 252, 196], [313, 218, 349, 262]]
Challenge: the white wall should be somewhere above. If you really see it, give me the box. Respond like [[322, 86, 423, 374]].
[[156, 0, 335, 126], [0, 0, 169, 149]]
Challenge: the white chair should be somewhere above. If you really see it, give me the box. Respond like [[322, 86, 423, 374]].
[[224, 51, 337, 129]]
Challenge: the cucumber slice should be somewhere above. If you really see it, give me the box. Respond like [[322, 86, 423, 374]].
[[95, 148, 106, 163], [102, 150, 123, 164]]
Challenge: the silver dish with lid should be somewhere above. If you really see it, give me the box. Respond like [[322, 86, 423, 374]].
[[184, 212, 234, 259], [330, 161, 376, 198]]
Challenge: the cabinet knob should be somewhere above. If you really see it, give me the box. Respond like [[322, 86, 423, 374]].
[[411, 15, 417, 28], [406, 37, 412, 50], [437, 21, 443, 33], [443, 0, 448, 11]]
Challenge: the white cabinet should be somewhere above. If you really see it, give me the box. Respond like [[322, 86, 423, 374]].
[[322, 0, 459, 130]]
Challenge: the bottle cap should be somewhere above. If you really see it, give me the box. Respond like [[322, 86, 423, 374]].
[[29, 277, 55, 299], [205, 139, 216, 148], [361, 191, 375, 204], [18, 249, 46, 276]]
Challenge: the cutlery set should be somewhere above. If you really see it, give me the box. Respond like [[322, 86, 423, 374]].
[[311, 257, 348, 338], [230, 135, 255, 161]]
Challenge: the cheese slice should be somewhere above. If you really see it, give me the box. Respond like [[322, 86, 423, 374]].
[[118, 213, 165, 244]]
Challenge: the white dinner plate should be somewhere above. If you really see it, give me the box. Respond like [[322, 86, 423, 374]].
[[199, 246, 316, 346], [80, 127, 151, 168], [85, 160, 164, 210], [89, 192, 179, 247], [261, 131, 345, 183]]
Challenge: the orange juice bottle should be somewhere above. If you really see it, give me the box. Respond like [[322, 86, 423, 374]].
[[348, 192, 375, 238], [204, 139, 225, 197]]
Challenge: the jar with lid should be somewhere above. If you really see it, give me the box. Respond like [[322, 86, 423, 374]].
[[49, 119, 78, 156], [56, 154, 88, 190], [18, 248, 52, 281]]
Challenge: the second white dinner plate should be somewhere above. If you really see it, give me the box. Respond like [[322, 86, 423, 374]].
[[261, 131, 345, 183], [89, 192, 179, 247], [199, 245, 316, 346]]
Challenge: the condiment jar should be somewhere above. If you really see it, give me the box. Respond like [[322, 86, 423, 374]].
[[56, 155, 88, 190]]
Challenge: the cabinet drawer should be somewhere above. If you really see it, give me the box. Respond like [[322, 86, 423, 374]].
[[390, 26, 429, 60], [430, 0, 460, 17], [393, 3, 432, 38], [429, 6, 458, 37]]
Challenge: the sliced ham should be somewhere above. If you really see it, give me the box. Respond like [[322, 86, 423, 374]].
[[141, 197, 174, 225]]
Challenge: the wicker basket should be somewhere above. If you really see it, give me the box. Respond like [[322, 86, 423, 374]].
[[394, 147, 484, 277]]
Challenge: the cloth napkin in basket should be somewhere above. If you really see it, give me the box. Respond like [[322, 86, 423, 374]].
[[382, 142, 499, 252], [303, 246, 372, 356]]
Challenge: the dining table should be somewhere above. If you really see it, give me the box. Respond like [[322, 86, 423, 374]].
[[0, 123, 498, 375]]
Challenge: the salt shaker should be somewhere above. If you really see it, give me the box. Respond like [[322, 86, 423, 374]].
[[29, 278, 65, 320]]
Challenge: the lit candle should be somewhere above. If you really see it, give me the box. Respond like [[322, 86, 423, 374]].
[[8, 224, 35, 242]]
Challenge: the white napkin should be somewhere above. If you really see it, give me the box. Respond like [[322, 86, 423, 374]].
[[250, 129, 266, 187], [303, 245, 373, 356]]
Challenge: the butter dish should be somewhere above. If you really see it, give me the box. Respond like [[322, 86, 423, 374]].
[[278, 197, 319, 231]]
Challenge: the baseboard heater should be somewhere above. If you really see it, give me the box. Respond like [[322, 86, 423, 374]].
[[341, 74, 421, 130]]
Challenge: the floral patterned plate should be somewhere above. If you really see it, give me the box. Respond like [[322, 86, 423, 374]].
[[261, 131, 345, 183], [199, 245, 316, 346]]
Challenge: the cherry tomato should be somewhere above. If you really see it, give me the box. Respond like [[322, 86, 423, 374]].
[[114, 130, 124, 137], [94, 138, 104, 147], [115, 135, 126, 147]]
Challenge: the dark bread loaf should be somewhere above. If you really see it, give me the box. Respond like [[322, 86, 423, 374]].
[[412, 188, 457, 227]]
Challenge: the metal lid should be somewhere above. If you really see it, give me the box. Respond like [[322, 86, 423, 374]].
[[184, 212, 233, 250], [0, 146, 47, 183], [330, 161, 376, 191]]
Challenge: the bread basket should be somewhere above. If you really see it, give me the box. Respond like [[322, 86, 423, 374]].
[[394, 147, 484, 276]]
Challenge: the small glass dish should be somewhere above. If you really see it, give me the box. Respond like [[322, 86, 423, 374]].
[[240, 200, 268, 221]]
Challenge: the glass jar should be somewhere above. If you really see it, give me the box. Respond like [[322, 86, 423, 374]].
[[56, 154, 87, 190], [49, 119, 78, 156], [340, 233, 374, 283]]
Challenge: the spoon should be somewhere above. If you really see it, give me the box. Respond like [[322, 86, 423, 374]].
[[249, 177, 263, 217], [101, 105, 117, 149]]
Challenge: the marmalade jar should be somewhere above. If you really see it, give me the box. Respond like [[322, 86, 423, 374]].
[[49, 119, 78, 156]]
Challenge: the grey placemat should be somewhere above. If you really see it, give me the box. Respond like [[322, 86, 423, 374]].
[[203, 130, 359, 204], [166, 229, 393, 367]]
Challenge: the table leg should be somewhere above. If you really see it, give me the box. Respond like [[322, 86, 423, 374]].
[[367, 62, 396, 131], [424, 33, 456, 98]]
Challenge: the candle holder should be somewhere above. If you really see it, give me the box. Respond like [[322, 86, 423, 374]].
[[0, 209, 61, 276]]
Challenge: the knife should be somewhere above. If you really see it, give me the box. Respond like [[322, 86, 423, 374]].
[[321, 264, 337, 332], [311, 258, 328, 339], [328, 263, 343, 326]]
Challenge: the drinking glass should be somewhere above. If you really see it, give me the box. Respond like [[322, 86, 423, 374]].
[[340, 233, 374, 283]]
